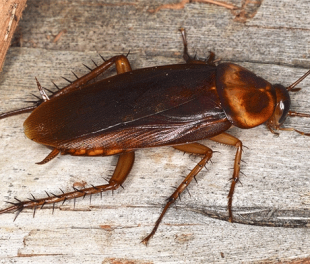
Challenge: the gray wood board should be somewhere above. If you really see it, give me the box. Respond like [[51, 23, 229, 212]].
[[0, 0, 310, 263]]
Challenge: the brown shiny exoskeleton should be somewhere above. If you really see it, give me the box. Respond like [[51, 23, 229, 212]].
[[0, 28, 310, 245]]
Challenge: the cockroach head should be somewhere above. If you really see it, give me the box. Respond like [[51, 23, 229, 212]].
[[266, 84, 290, 130], [266, 69, 310, 135]]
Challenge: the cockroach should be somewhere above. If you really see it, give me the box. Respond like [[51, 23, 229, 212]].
[[0, 28, 310, 245]]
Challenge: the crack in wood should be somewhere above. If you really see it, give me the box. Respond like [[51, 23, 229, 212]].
[[147, 0, 263, 23], [186, 205, 310, 228], [148, 0, 239, 13]]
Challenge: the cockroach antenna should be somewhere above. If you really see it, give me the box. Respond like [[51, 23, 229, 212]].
[[287, 69, 310, 91]]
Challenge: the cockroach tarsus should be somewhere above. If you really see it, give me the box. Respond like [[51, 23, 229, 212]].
[[1, 28, 310, 245]]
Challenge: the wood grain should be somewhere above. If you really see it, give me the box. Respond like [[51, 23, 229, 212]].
[[0, 0, 27, 71], [0, 0, 310, 263]]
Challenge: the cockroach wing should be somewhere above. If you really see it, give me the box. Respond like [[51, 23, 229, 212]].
[[216, 63, 276, 129], [58, 92, 232, 151], [24, 64, 221, 148]]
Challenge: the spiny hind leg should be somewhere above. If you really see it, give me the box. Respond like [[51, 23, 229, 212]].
[[179, 28, 216, 66], [55, 54, 132, 96], [0, 54, 133, 120], [209, 132, 242, 222], [0, 152, 135, 219], [142, 142, 212, 245], [32, 52, 134, 165]]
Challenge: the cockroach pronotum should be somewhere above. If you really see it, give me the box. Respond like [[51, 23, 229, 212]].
[[0, 28, 309, 245]]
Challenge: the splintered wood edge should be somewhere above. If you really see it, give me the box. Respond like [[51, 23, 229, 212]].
[[0, 0, 27, 72]]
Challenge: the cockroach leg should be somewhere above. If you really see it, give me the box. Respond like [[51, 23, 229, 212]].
[[209, 132, 242, 222], [0, 152, 135, 218], [42, 87, 54, 95], [0, 55, 132, 120], [294, 129, 310, 136], [53, 54, 132, 97], [141, 142, 212, 245], [179, 28, 215, 65], [71, 71, 79, 79], [0, 105, 38, 120], [268, 111, 310, 136], [91, 59, 98, 67], [288, 111, 310, 118], [115, 55, 132, 74], [51, 81, 60, 90], [61, 76, 73, 84], [279, 127, 310, 136], [206, 51, 216, 66], [266, 123, 280, 136], [83, 63, 93, 72], [179, 28, 190, 63]]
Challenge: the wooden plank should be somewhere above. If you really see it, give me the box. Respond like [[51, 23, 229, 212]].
[[0, 0, 27, 71], [0, 0, 310, 263]]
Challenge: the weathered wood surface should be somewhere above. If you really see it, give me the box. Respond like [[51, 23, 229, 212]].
[[0, 0, 310, 263], [0, 0, 27, 71]]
